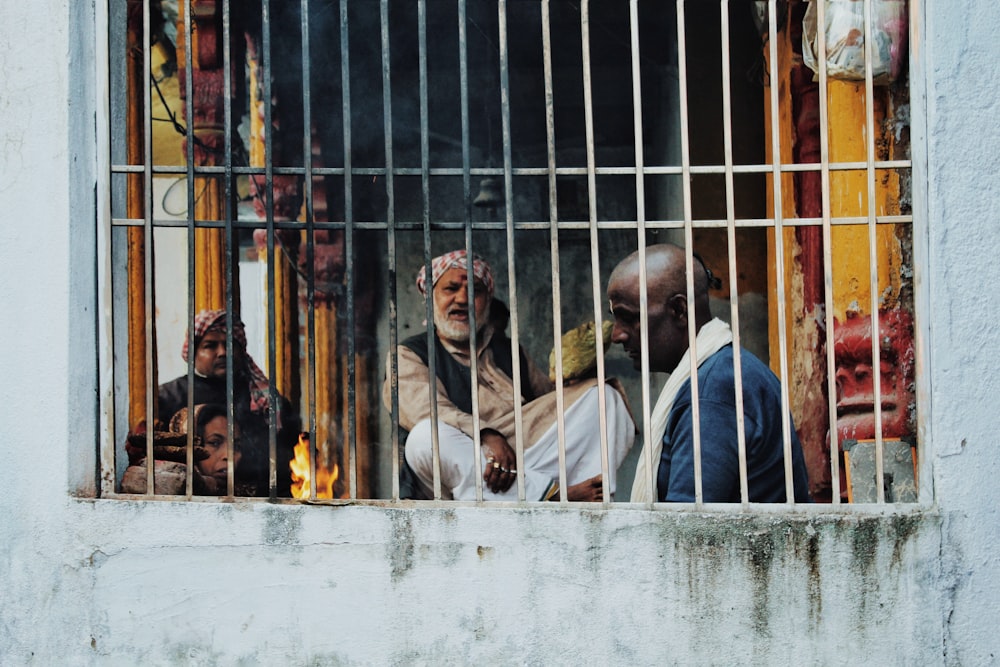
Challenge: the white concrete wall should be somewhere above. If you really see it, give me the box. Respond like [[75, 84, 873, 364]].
[[1, 1, 998, 664]]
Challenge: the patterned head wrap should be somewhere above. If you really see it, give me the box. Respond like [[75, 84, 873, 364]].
[[182, 309, 273, 416], [415, 249, 495, 297]]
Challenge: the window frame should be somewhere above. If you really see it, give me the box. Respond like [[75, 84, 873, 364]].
[[93, 0, 931, 511]]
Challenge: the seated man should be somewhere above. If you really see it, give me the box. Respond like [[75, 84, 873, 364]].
[[158, 309, 300, 496], [607, 244, 811, 503], [384, 250, 635, 501]]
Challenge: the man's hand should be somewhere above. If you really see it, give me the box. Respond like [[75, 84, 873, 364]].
[[480, 428, 517, 494], [566, 474, 604, 502]]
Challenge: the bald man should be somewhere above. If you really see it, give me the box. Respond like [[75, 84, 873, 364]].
[[607, 243, 810, 503]]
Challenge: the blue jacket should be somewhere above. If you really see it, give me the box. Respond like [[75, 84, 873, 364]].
[[658, 345, 812, 503]]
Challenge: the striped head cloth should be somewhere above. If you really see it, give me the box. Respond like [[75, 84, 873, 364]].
[[181, 309, 274, 416], [415, 249, 495, 297]]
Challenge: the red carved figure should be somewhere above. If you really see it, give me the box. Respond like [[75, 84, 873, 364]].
[[833, 308, 915, 444]]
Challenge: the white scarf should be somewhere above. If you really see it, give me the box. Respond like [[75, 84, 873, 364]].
[[630, 318, 733, 503]]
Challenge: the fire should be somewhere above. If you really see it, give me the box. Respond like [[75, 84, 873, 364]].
[[290, 432, 339, 499]]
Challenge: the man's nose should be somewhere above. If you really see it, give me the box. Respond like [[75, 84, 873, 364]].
[[611, 321, 627, 343], [456, 284, 469, 303]]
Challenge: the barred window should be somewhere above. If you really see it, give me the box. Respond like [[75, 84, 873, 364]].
[[102, 0, 919, 506]]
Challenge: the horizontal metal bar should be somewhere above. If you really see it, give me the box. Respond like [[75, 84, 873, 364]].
[[113, 160, 912, 178], [112, 214, 914, 232]]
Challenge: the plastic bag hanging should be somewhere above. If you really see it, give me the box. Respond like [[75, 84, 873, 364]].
[[802, 0, 908, 85]]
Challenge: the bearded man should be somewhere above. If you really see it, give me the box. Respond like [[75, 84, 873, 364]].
[[385, 250, 635, 502]]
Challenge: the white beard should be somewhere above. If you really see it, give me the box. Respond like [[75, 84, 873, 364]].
[[434, 302, 491, 345], [435, 318, 471, 342]]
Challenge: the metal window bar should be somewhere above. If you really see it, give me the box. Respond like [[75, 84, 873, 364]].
[[674, 0, 708, 507], [114, 212, 911, 232], [301, 0, 318, 501], [107, 159, 913, 178], [458, 0, 489, 504], [718, 0, 751, 507], [863, 0, 886, 504], [816, 0, 842, 505], [102, 0, 918, 509], [141, 0, 156, 496], [541, 0, 571, 504], [341, 0, 357, 502], [260, 0, 280, 501], [580, 0, 613, 505], [381, 0, 401, 503], [766, 0, 798, 505], [628, 0, 654, 507], [182, 0, 197, 499], [222, 0, 237, 498], [380, 0, 404, 502], [498, 0, 529, 503], [417, 0, 440, 502]]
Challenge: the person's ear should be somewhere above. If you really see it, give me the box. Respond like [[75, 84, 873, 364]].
[[667, 293, 688, 323]]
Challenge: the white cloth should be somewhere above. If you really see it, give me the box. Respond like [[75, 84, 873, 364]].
[[629, 318, 733, 503], [406, 384, 635, 501]]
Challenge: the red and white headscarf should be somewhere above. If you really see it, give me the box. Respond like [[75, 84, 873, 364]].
[[182, 309, 273, 415], [415, 249, 495, 296]]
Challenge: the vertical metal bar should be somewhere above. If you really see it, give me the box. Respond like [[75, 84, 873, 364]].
[[340, 0, 356, 498], [816, 0, 841, 504], [675, 0, 705, 507], [498, 0, 527, 501], [222, 0, 236, 498], [393, 0, 441, 501], [262, 0, 279, 500], [719, 0, 750, 506], [380, 0, 402, 502], [862, 0, 886, 503], [344, 0, 358, 501], [182, 0, 197, 499], [302, 0, 318, 501], [97, 0, 116, 497], [540, 0, 569, 503], [458, 0, 487, 502], [417, 0, 435, 502], [142, 0, 156, 495], [579, 0, 611, 504], [628, 0, 653, 505], [379, 0, 416, 500], [767, 0, 797, 504]]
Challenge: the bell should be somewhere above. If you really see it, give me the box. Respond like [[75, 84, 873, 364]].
[[473, 177, 504, 208]]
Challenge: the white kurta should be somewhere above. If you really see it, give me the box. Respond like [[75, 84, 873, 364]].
[[384, 326, 636, 500]]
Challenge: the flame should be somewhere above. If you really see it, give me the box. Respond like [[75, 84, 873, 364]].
[[290, 433, 339, 499]]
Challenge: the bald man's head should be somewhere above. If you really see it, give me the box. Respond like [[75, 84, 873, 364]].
[[607, 244, 714, 373]]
